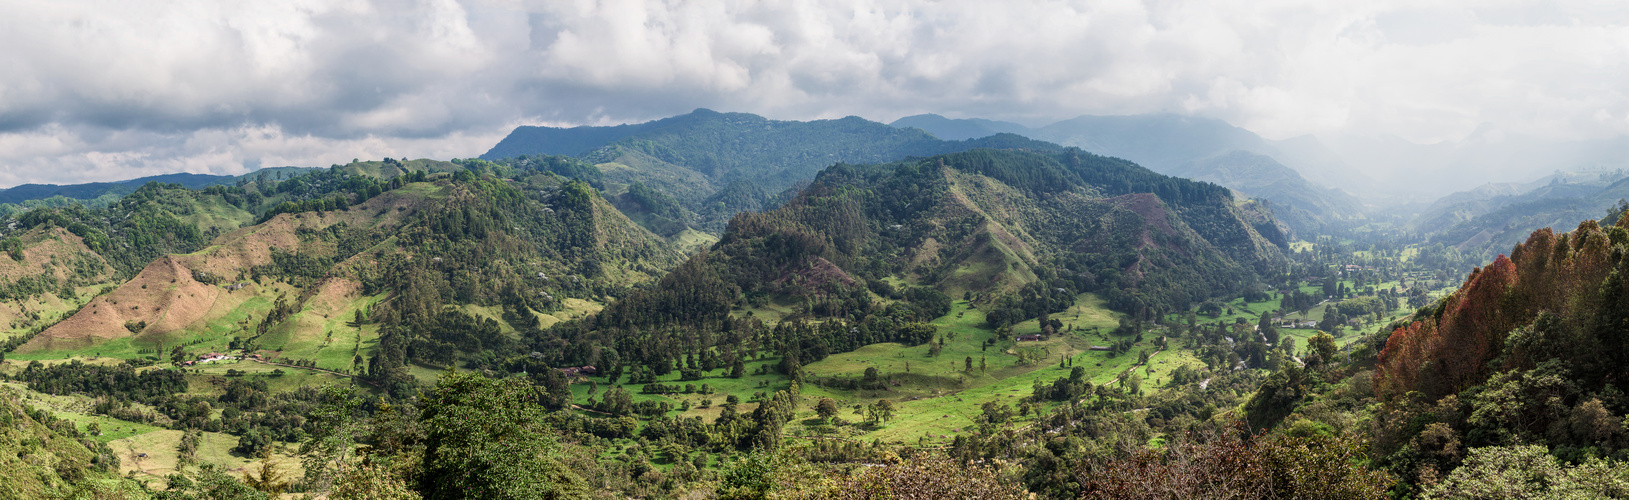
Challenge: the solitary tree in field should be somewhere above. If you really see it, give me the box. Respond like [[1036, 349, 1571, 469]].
[[875, 399, 897, 422], [815, 397, 839, 422]]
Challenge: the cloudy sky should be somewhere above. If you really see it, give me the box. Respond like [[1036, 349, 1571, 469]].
[[2, 0, 1628, 186]]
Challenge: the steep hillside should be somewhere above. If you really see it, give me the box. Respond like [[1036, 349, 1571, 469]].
[[1170, 151, 1366, 236], [1359, 218, 1629, 490], [1421, 171, 1629, 257], [1409, 181, 1532, 231], [481, 109, 1063, 236], [891, 113, 1371, 235], [0, 227, 116, 343], [550, 148, 1286, 385], [0, 158, 483, 285], [483, 119, 672, 159], [0, 387, 135, 497], [783, 148, 1288, 311], [16, 170, 680, 385]]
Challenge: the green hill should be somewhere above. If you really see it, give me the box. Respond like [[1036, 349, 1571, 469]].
[[9, 165, 679, 387], [547, 148, 1286, 394], [0, 386, 137, 497], [481, 109, 1063, 236], [893, 113, 1372, 236]]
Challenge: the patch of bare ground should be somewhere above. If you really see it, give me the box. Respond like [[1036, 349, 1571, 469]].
[[181, 186, 429, 278], [309, 278, 361, 312], [17, 186, 439, 354], [910, 237, 941, 267], [775, 257, 857, 291], [0, 227, 113, 283], [1108, 193, 1177, 236], [20, 256, 219, 352]]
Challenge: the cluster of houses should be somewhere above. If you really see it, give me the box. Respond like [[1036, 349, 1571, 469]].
[[224, 282, 252, 291], [178, 352, 239, 367]]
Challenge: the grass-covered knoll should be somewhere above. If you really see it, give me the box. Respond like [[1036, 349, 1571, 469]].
[[773, 291, 1241, 445], [108, 427, 304, 489], [0, 381, 165, 444], [668, 228, 720, 255], [790, 296, 1142, 441]]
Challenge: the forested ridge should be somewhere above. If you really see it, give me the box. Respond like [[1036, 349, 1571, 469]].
[[480, 108, 1067, 236], [890, 113, 1374, 238]]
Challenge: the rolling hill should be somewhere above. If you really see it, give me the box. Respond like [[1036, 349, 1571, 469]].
[[560, 148, 1288, 381], [6, 161, 680, 391], [480, 109, 1064, 236], [891, 113, 1371, 236]]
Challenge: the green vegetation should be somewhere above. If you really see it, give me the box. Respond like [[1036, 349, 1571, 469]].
[[482, 109, 1065, 235], [0, 120, 1622, 499]]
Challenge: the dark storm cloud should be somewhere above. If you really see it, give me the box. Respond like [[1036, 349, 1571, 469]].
[[0, 0, 1627, 185]]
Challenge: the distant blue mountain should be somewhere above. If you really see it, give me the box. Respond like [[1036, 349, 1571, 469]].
[[890, 114, 1030, 141], [0, 172, 241, 205]]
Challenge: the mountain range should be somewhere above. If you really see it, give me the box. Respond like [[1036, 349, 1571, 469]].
[[481, 109, 1062, 238], [890, 113, 1370, 236], [1411, 168, 1629, 256]]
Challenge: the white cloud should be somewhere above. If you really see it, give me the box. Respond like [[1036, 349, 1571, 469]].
[[2, 0, 1629, 184]]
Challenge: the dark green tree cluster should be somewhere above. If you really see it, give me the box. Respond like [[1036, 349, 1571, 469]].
[[18, 359, 186, 402]]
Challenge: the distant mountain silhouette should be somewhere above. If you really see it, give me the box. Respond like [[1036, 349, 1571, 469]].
[[0, 172, 237, 205]]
